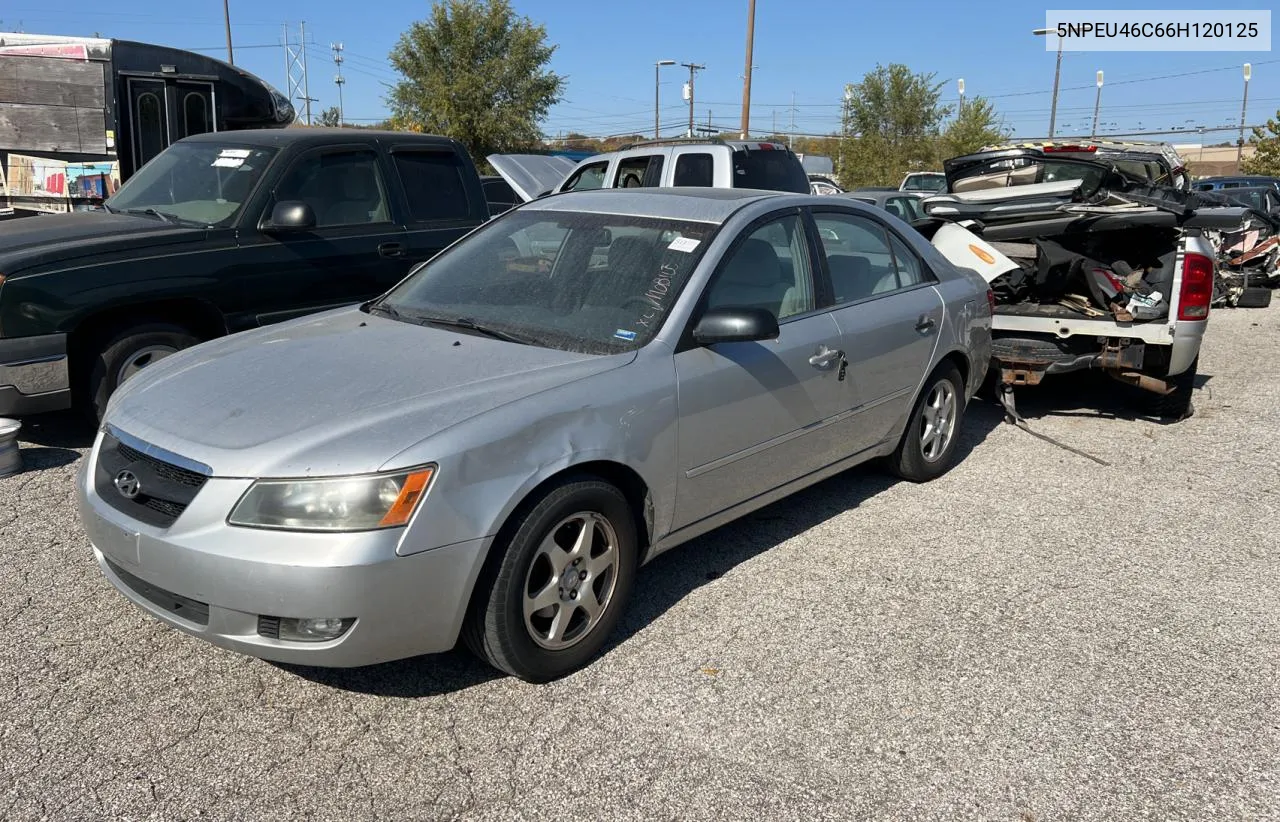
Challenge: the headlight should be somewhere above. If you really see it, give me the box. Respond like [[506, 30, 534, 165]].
[[228, 466, 435, 532]]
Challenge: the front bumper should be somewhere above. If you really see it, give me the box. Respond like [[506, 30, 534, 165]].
[[76, 443, 491, 668], [0, 333, 71, 415]]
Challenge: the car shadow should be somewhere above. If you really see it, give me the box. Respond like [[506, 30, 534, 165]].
[[15, 410, 97, 450], [288, 398, 1005, 696], [993, 370, 1212, 426]]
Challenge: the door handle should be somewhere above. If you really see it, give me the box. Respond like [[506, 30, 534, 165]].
[[914, 314, 936, 332], [378, 242, 405, 258], [808, 345, 844, 370]]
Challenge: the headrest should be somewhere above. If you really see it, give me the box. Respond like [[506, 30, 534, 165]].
[[721, 238, 782, 287]]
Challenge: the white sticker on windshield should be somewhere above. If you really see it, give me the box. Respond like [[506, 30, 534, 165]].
[[212, 157, 245, 168], [667, 236, 700, 253], [219, 149, 252, 158]]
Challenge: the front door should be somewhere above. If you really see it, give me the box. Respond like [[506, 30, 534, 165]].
[[234, 145, 408, 326], [674, 211, 855, 529]]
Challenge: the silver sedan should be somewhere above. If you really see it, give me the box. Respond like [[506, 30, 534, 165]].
[[77, 189, 993, 682]]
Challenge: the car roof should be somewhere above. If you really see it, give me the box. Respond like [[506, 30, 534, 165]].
[[180, 128, 460, 149], [1197, 175, 1279, 183], [518, 188, 848, 223]]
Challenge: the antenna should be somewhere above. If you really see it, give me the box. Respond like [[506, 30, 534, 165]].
[[332, 42, 345, 126]]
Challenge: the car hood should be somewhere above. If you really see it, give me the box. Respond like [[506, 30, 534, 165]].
[[106, 307, 635, 478], [487, 154, 580, 202], [0, 210, 207, 272]]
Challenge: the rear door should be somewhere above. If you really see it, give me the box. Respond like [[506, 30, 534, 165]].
[[235, 144, 407, 325], [386, 145, 483, 269], [809, 207, 944, 453]]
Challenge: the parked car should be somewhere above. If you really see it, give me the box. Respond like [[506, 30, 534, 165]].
[[808, 174, 844, 196], [1192, 175, 1280, 194], [78, 188, 993, 682], [924, 141, 1255, 418], [899, 172, 947, 194], [488, 138, 811, 202], [844, 188, 927, 222], [0, 128, 489, 420]]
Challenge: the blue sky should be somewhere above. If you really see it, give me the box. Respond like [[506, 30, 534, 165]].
[[4, 0, 1275, 143]]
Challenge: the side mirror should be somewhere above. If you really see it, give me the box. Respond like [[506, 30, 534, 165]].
[[692, 307, 780, 346], [265, 200, 316, 231]]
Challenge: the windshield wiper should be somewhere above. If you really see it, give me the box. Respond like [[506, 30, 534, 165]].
[[122, 207, 175, 224], [363, 301, 401, 319], [422, 315, 532, 345]]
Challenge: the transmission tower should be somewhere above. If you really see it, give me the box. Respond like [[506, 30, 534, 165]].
[[282, 22, 317, 125], [331, 42, 345, 126]]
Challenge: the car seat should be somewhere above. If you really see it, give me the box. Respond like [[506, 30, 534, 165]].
[[321, 164, 387, 225]]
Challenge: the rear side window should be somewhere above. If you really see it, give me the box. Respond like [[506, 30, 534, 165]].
[[673, 153, 714, 187], [732, 150, 810, 193], [392, 151, 471, 220], [614, 154, 664, 188]]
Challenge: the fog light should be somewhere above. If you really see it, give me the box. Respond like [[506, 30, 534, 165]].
[[272, 616, 355, 642]]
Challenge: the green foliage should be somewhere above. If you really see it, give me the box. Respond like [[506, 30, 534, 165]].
[[1241, 111, 1280, 176], [837, 64, 949, 189], [315, 106, 343, 128], [942, 96, 1007, 158], [388, 0, 566, 160]]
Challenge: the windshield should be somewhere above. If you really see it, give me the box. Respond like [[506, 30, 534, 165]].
[[106, 142, 277, 226], [377, 209, 718, 354]]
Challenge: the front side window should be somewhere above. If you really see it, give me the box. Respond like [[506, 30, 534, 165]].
[[274, 149, 390, 227], [393, 151, 471, 220], [704, 214, 814, 320], [377, 210, 717, 354], [562, 161, 608, 192], [107, 142, 277, 226]]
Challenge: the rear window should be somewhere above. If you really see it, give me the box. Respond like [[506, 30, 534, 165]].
[[393, 151, 471, 221], [673, 153, 714, 187], [732, 149, 809, 193]]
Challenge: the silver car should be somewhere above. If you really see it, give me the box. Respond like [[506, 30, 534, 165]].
[[77, 189, 993, 682]]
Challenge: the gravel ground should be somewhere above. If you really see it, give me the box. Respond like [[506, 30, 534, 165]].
[[2, 304, 1278, 821]]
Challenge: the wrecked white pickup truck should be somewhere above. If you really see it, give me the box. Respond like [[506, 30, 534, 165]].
[[920, 142, 1260, 419]]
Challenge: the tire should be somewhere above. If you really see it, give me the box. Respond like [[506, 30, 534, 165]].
[[88, 323, 200, 422], [888, 362, 966, 483], [1142, 357, 1196, 421], [463, 477, 638, 682]]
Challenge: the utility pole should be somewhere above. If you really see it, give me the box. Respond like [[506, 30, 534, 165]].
[[788, 91, 797, 147], [739, 0, 756, 139], [680, 62, 705, 137], [957, 78, 965, 114], [284, 22, 317, 125], [332, 42, 346, 126], [1237, 62, 1252, 169], [1090, 70, 1103, 139], [300, 22, 313, 126], [1033, 28, 1064, 138], [654, 59, 675, 138], [223, 0, 234, 65]]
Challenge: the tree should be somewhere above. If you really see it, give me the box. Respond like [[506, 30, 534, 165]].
[[941, 96, 1007, 159], [388, 0, 566, 160], [316, 106, 343, 128], [836, 64, 948, 189], [1241, 110, 1280, 176]]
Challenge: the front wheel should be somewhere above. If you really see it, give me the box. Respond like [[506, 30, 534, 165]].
[[463, 477, 638, 682], [88, 324, 199, 422], [887, 362, 966, 483]]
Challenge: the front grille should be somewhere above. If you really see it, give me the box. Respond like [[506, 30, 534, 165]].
[[106, 558, 210, 626], [116, 441, 206, 488], [94, 431, 210, 528]]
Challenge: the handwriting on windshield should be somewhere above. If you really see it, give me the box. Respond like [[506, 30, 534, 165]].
[[636, 262, 677, 329]]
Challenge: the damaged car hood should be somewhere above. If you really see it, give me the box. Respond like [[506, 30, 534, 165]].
[[105, 307, 635, 478]]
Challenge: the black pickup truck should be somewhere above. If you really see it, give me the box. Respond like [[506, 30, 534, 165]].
[[0, 128, 489, 419]]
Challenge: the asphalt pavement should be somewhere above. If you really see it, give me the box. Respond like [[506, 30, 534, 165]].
[[2, 303, 1277, 820]]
